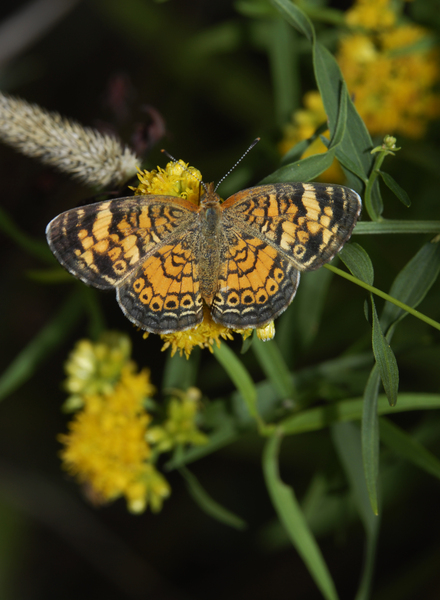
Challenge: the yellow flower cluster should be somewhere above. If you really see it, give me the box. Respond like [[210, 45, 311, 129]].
[[279, 0, 440, 169], [134, 161, 275, 357], [63, 331, 132, 410], [344, 0, 396, 30], [147, 387, 208, 452], [59, 333, 208, 513], [338, 0, 440, 138], [133, 159, 203, 205], [158, 306, 253, 358]]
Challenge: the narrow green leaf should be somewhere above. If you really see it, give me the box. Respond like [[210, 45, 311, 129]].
[[280, 394, 440, 435], [353, 220, 440, 235], [379, 418, 440, 481], [331, 423, 380, 600], [263, 434, 339, 600], [235, 0, 275, 18], [269, 0, 314, 42], [0, 293, 84, 402], [371, 300, 399, 406], [324, 263, 440, 333], [80, 286, 106, 341], [381, 239, 440, 332], [339, 243, 374, 286], [268, 17, 299, 126], [335, 150, 368, 184], [165, 427, 239, 470], [369, 179, 384, 220], [260, 149, 336, 184], [378, 171, 411, 207], [270, 0, 374, 195], [280, 122, 328, 165], [0, 206, 53, 263], [179, 467, 247, 530], [327, 81, 347, 150], [293, 267, 334, 350], [213, 343, 260, 424], [240, 332, 254, 354], [252, 338, 296, 400], [162, 350, 199, 390], [265, 78, 345, 183], [313, 42, 373, 183], [25, 268, 74, 283], [362, 367, 381, 515]]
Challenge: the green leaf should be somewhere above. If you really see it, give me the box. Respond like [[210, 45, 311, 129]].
[[327, 80, 347, 150], [353, 220, 440, 235], [293, 267, 334, 350], [80, 286, 106, 340], [279, 394, 440, 435], [313, 42, 373, 185], [162, 350, 199, 390], [371, 300, 399, 406], [324, 263, 440, 333], [235, 0, 276, 18], [0, 206, 53, 264], [331, 423, 380, 600], [213, 343, 261, 426], [381, 239, 440, 332], [335, 150, 368, 184], [260, 150, 336, 184], [278, 394, 440, 435], [252, 338, 296, 400], [263, 434, 339, 600], [25, 268, 75, 283], [265, 74, 346, 184], [268, 17, 299, 126], [0, 293, 84, 402], [280, 122, 328, 165], [369, 179, 384, 220], [179, 467, 247, 530], [165, 427, 239, 470], [378, 171, 411, 207], [270, 0, 374, 194], [362, 367, 381, 515], [339, 243, 374, 286], [379, 418, 440, 481], [269, 0, 314, 42]]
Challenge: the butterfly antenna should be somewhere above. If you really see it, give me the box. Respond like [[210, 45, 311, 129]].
[[161, 149, 209, 193], [214, 137, 260, 192]]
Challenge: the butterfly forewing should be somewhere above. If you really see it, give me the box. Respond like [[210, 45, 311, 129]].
[[46, 195, 199, 289], [222, 182, 362, 271]]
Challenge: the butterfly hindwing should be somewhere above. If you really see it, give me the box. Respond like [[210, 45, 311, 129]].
[[211, 226, 300, 328]]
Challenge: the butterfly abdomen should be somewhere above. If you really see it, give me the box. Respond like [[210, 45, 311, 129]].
[[197, 195, 223, 305]]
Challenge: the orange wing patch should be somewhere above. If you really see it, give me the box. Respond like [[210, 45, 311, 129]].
[[116, 238, 203, 334], [211, 229, 300, 328]]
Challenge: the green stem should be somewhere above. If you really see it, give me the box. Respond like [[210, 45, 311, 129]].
[[353, 220, 440, 235], [325, 264, 440, 332], [364, 151, 387, 221]]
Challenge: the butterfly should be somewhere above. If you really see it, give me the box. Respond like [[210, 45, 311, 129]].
[[46, 181, 361, 334]]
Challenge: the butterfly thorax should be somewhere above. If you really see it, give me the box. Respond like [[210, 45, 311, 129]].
[[197, 191, 223, 305]]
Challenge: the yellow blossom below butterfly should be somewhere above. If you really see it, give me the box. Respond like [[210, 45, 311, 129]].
[[46, 159, 361, 339]]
